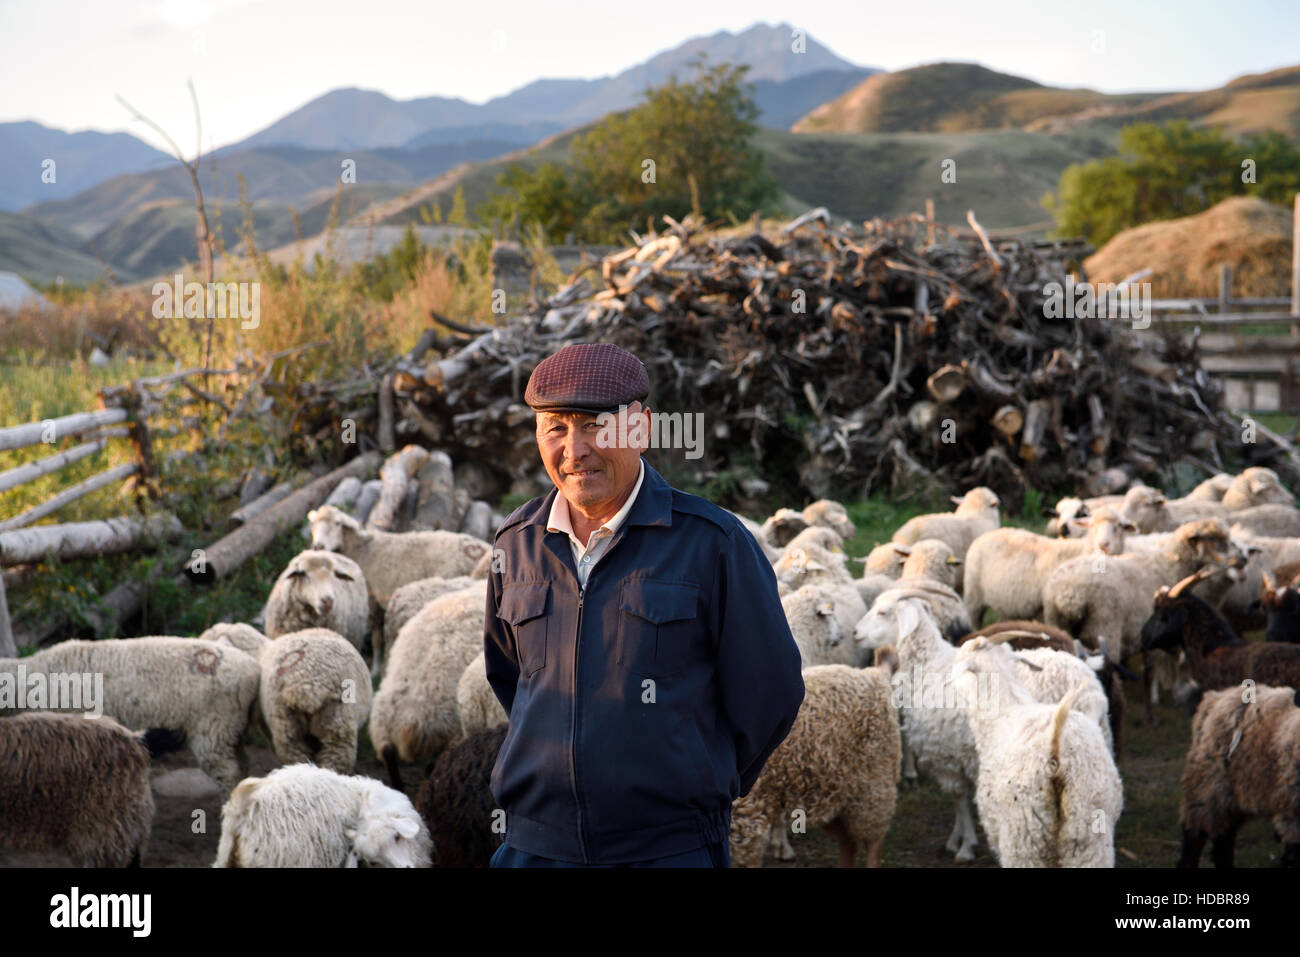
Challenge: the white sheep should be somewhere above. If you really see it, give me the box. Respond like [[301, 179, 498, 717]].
[[784, 525, 847, 555], [895, 538, 963, 590], [730, 660, 900, 867], [201, 624, 372, 774], [951, 637, 1123, 867], [456, 650, 509, 736], [264, 550, 370, 651], [856, 541, 908, 609], [0, 638, 260, 794], [760, 507, 810, 548], [773, 542, 867, 639], [855, 594, 981, 862], [213, 764, 432, 867], [1225, 505, 1300, 538], [1186, 473, 1233, 502], [1221, 467, 1294, 511], [891, 487, 1000, 590], [781, 584, 860, 667], [307, 504, 491, 608], [370, 582, 488, 789], [380, 574, 480, 675], [801, 499, 856, 541], [963, 513, 1127, 625]]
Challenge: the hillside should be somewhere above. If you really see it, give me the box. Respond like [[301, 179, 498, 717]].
[[0, 209, 127, 285], [794, 61, 1300, 140]]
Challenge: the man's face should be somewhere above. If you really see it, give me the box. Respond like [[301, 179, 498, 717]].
[[536, 402, 649, 513]]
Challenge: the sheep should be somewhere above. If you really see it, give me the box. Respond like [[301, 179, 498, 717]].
[[0, 712, 180, 867], [1044, 494, 1125, 537], [1177, 684, 1300, 867], [1119, 485, 1227, 533], [872, 578, 971, 643], [1221, 466, 1294, 512], [730, 659, 901, 868], [950, 637, 1123, 867], [801, 499, 856, 541], [855, 594, 981, 861], [772, 543, 867, 639], [781, 584, 862, 668], [0, 637, 260, 794], [1186, 473, 1234, 502], [264, 549, 370, 651], [381, 574, 479, 674], [201, 624, 372, 774], [963, 513, 1127, 626], [896, 538, 963, 590], [415, 723, 508, 868], [307, 504, 492, 608], [1043, 519, 1235, 663], [891, 487, 1000, 590], [760, 508, 809, 548], [957, 623, 1123, 755], [370, 582, 488, 789], [457, 651, 509, 735], [1139, 567, 1300, 692], [856, 541, 908, 610], [783, 525, 847, 556], [214, 764, 432, 868], [1225, 504, 1300, 537]]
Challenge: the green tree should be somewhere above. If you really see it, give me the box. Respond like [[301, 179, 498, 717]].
[[1043, 120, 1300, 245], [483, 60, 780, 243]]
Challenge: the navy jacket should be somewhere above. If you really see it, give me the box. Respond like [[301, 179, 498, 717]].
[[484, 461, 805, 864]]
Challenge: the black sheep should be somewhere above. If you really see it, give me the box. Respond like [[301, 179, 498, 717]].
[[415, 724, 507, 868]]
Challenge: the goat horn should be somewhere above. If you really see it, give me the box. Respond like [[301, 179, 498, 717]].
[[1259, 565, 1277, 592], [1167, 566, 1219, 599], [983, 630, 1051, 644]]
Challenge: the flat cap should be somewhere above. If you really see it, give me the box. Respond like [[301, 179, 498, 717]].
[[525, 342, 650, 415]]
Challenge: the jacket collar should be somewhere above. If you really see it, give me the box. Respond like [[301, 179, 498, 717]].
[[529, 458, 673, 532]]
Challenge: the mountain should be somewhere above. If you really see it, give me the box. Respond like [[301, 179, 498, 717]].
[[223, 23, 872, 153], [1114, 64, 1300, 139], [0, 121, 173, 212], [23, 141, 524, 240]]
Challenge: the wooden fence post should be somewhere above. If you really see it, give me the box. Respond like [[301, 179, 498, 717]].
[[1219, 264, 1232, 314], [0, 574, 15, 657]]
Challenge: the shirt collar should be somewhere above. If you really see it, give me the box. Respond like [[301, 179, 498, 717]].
[[547, 459, 645, 541]]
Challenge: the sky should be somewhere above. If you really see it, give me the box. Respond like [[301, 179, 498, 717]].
[[2, 0, 1298, 155]]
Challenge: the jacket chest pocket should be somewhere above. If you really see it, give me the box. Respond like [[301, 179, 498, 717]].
[[499, 582, 550, 678], [618, 579, 701, 680]]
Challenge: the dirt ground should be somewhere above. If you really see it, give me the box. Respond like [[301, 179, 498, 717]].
[[0, 680, 1288, 868]]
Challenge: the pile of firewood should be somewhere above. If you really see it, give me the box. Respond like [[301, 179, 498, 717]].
[[385, 209, 1300, 509]]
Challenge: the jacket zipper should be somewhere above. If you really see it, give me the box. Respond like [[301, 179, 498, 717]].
[[571, 579, 588, 863]]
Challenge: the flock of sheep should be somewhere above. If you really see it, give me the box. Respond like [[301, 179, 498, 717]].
[[4, 463, 1300, 868]]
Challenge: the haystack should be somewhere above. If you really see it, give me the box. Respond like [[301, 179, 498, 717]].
[[1083, 196, 1293, 298]]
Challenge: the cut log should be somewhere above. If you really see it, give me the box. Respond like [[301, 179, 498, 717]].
[[411, 451, 459, 532], [0, 574, 14, 658], [0, 513, 182, 566], [990, 405, 1024, 439], [378, 373, 396, 453], [459, 500, 493, 542], [354, 479, 383, 526], [185, 452, 380, 584], [228, 476, 307, 529], [367, 446, 431, 531], [926, 364, 966, 403], [1019, 399, 1052, 462]]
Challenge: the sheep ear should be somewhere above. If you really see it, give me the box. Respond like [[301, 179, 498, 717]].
[[896, 600, 921, 639], [892, 544, 913, 556], [307, 509, 318, 522], [949, 496, 963, 505], [395, 818, 420, 840], [806, 560, 827, 572], [1250, 478, 1267, 494]]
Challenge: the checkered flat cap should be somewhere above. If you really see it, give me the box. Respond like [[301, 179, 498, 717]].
[[525, 343, 650, 415]]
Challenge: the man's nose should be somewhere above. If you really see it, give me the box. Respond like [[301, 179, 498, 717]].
[[564, 429, 592, 461]]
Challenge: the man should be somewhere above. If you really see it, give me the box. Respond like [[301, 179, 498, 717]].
[[484, 341, 805, 868]]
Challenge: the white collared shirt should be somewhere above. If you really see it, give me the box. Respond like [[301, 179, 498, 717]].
[[546, 459, 645, 588]]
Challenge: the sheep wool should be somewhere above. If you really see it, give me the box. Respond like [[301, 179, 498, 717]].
[[214, 764, 432, 868], [457, 650, 509, 735], [383, 575, 480, 669], [264, 550, 370, 651], [0, 712, 157, 867], [370, 582, 488, 788], [730, 663, 900, 867]]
